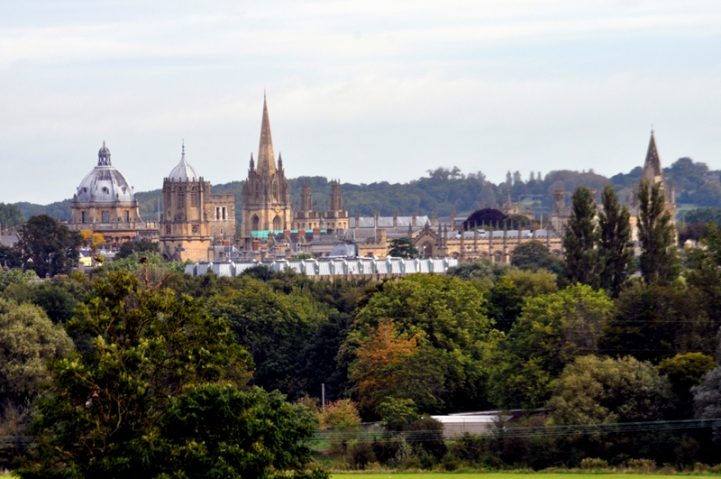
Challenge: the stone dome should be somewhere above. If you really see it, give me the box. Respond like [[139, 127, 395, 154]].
[[75, 142, 135, 203], [168, 144, 199, 182]]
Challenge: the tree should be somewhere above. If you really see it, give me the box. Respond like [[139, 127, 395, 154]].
[[0, 299, 73, 406], [511, 240, 563, 273], [0, 245, 23, 269], [387, 237, 419, 258], [115, 239, 159, 259], [597, 185, 634, 297], [19, 271, 321, 478], [488, 284, 614, 409], [348, 274, 495, 413], [658, 353, 717, 419], [637, 180, 679, 284], [0, 203, 24, 228], [562, 187, 600, 288], [79, 229, 106, 251], [548, 355, 672, 424], [692, 366, 721, 444], [18, 214, 83, 278]]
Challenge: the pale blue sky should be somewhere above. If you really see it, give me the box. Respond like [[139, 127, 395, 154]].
[[1, 0, 720, 203]]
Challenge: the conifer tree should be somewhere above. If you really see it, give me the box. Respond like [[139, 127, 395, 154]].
[[638, 180, 679, 284], [598, 185, 634, 296], [562, 187, 600, 287]]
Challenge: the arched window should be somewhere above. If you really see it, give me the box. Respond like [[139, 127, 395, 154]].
[[252, 215, 260, 231], [272, 215, 282, 231]]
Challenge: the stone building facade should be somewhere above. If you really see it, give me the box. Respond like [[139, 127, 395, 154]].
[[69, 142, 157, 244], [158, 145, 235, 262], [240, 96, 292, 237]]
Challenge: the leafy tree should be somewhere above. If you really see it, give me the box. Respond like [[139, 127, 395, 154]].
[[685, 221, 721, 339], [0, 269, 37, 293], [658, 353, 717, 419], [0, 203, 24, 228], [446, 258, 512, 288], [18, 214, 83, 278], [206, 277, 329, 399], [78, 230, 106, 251], [0, 298, 73, 406], [20, 270, 296, 478], [348, 274, 495, 413], [0, 245, 23, 269], [317, 399, 361, 431], [637, 180, 679, 284], [562, 187, 600, 288], [115, 239, 159, 259], [548, 355, 672, 424], [597, 185, 634, 296], [511, 240, 563, 273], [685, 207, 721, 226], [487, 270, 558, 332], [488, 284, 614, 409], [387, 237, 419, 258], [348, 321, 444, 417], [692, 365, 721, 444]]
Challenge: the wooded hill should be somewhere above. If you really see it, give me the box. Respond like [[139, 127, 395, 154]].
[[10, 157, 721, 224]]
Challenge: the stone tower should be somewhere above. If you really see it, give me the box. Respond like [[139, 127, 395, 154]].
[[324, 180, 349, 232], [292, 181, 320, 231], [241, 95, 292, 237], [159, 144, 235, 261]]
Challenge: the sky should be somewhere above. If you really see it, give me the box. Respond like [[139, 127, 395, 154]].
[[1, 0, 721, 203]]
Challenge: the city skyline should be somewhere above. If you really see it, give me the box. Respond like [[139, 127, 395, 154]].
[[1, 0, 720, 203]]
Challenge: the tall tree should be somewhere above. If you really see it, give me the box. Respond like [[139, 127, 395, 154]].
[[562, 186, 600, 287], [0, 203, 24, 228], [387, 237, 418, 258], [597, 185, 634, 296], [637, 180, 679, 284], [18, 214, 83, 278]]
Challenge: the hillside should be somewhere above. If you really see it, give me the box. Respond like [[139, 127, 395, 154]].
[[12, 158, 721, 223]]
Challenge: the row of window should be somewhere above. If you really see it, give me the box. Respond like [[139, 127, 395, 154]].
[[81, 211, 130, 223]]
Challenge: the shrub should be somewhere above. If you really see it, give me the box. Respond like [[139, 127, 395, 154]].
[[348, 441, 375, 470], [580, 457, 609, 469], [626, 458, 657, 472]]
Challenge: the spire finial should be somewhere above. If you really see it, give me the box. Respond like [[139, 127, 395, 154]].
[[182, 139, 185, 155]]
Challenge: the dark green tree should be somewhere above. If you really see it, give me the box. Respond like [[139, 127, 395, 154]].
[[387, 237, 419, 258], [562, 187, 600, 287], [18, 214, 83, 278], [597, 185, 634, 296], [115, 238, 158, 259], [20, 271, 325, 478], [0, 203, 24, 228], [637, 180, 679, 284], [511, 240, 563, 273]]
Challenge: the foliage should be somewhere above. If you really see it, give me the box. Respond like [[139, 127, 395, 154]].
[[598, 184, 634, 297], [685, 221, 721, 342], [154, 384, 326, 479], [658, 353, 717, 419], [488, 284, 614, 409], [19, 270, 259, 478], [692, 365, 721, 444], [0, 245, 23, 269], [562, 187, 600, 288], [486, 270, 558, 332], [548, 355, 673, 425], [0, 203, 25, 228], [0, 298, 73, 407], [511, 240, 563, 274], [317, 399, 361, 431], [0, 269, 38, 293], [105, 251, 187, 274], [205, 277, 329, 399], [600, 281, 711, 363], [387, 237, 418, 258], [684, 207, 721, 226], [78, 230, 105, 250], [18, 215, 83, 278], [637, 180, 679, 285], [115, 239, 159, 259], [446, 258, 512, 288]]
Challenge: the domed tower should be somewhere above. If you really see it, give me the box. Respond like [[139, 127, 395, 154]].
[[240, 95, 292, 237], [159, 144, 235, 262], [69, 142, 156, 244]]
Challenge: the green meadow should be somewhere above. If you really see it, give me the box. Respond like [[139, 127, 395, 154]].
[[331, 475, 719, 479]]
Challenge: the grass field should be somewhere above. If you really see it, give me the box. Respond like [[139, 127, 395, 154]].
[[332, 475, 714, 479]]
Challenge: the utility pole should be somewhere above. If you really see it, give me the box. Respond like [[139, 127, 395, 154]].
[[321, 383, 326, 413]]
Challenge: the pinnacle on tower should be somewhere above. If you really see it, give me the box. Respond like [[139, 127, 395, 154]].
[[642, 130, 663, 183], [257, 95, 276, 176]]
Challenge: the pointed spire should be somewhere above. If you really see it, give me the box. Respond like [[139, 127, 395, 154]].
[[642, 129, 663, 183], [257, 95, 276, 176], [249, 153, 255, 171]]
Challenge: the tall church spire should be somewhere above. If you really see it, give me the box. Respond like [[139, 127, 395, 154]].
[[257, 95, 276, 176], [642, 130, 663, 183]]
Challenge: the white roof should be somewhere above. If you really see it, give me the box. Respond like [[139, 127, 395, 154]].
[[168, 147, 199, 182]]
